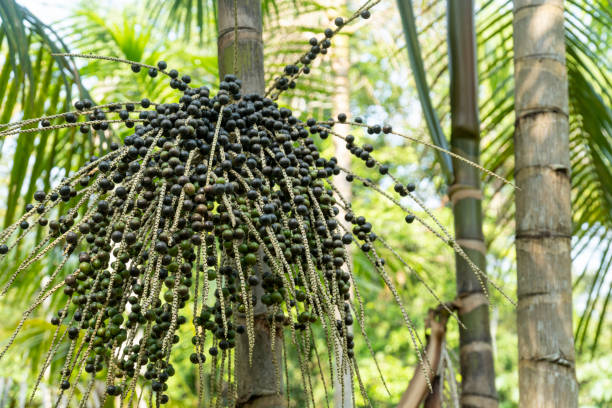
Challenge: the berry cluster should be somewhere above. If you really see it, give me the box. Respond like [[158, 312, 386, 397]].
[[1, 63, 394, 404]]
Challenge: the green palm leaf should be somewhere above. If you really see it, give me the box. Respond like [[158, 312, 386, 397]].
[[0, 2, 84, 228], [396, 0, 453, 181]]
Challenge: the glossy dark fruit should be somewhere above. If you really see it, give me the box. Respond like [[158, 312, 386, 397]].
[[34, 190, 46, 202]]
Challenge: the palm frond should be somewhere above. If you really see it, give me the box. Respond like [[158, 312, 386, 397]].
[[396, 0, 452, 181], [0, 1, 102, 228], [144, 0, 294, 44]]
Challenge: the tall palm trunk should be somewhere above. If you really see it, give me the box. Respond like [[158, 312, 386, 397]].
[[512, 1, 578, 406], [447, 2, 498, 407], [218, 0, 265, 94], [218, 2, 286, 407]]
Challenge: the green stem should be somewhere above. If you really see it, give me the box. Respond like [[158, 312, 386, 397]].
[[447, 1, 498, 406]]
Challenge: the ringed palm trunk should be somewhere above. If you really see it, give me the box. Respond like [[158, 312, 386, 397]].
[[447, 2, 498, 407], [512, 0, 578, 406], [218, 2, 286, 407]]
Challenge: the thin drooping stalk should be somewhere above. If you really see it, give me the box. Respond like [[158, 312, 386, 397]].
[[217, 1, 286, 406], [512, 1, 578, 406], [329, 0, 354, 406], [447, 1, 498, 407]]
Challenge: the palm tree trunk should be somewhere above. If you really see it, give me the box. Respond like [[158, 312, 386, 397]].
[[447, 2, 498, 407], [218, 2, 285, 407], [512, 1, 578, 406], [218, 0, 265, 94]]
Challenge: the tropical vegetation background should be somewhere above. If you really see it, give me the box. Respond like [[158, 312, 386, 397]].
[[0, 0, 609, 406]]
